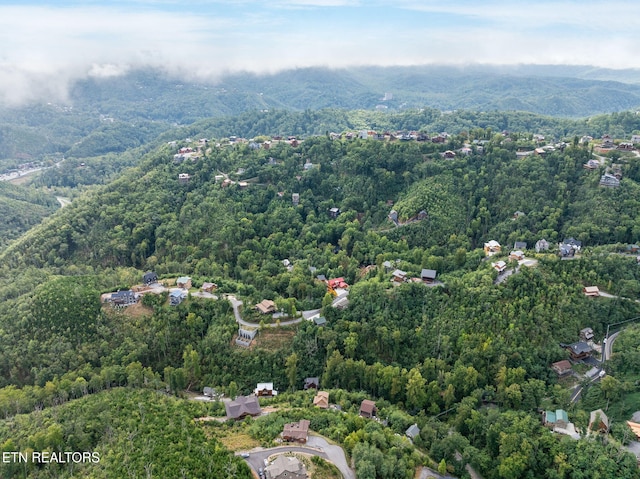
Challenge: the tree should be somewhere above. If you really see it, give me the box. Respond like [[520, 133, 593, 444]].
[[285, 352, 299, 392]]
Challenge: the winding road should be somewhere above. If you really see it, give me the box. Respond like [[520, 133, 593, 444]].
[[226, 294, 304, 328]]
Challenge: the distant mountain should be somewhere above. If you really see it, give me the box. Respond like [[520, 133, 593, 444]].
[[2, 64, 640, 161]]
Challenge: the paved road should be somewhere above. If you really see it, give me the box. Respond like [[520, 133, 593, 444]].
[[56, 196, 71, 208], [239, 436, 354, 479], [603, 330, 621, 361], [226, 295, 303, 328]]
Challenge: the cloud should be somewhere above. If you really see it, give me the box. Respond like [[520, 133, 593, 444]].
[[0, 2, 638, 107]]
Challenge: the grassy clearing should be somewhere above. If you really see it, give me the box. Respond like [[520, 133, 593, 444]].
[[256, 328, 296, 349]]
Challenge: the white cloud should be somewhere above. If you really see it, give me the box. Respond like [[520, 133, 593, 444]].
[[0, 2, 638, 106]]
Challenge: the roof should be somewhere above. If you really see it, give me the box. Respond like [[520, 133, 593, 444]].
[[563, 238, 582, 247], [256, 299, 276, 314], [514, 241, 527, 249], [566, 342, 592, 355], [265, 455, 304, 479], [391, 269, 407, 277], [485, 240, 501, 248], [225, 395, 262, 419], [421, 269, 437, 279], [589, 409, 609, 430], [552, 360, 572, 372], [583, 286, 600, 296], [169, 289, 186, 298], [313, 391, 329, 408], [304, 377, 319, 389], [360, 399, 376, 415], [282, 419, 310, 441], [313, 316, 327, 326], [328, 277, 349, 289], [627, 421, 640, 439], [406, 424, 420, 439]]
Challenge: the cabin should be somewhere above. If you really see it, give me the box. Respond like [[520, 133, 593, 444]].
[[201, 282, 217, 293], [282, 419, 311, 443], [391, 269, 408, 283], [110, 290, 137, 307], [255, 299, 276, 314], [143, 271, 158, 285], [265, 455, 306, 479], [492, 261, 507, 273], [583, 286, 600, 297], [359, 399, 377, 418], [421, 269, 437, 283], [509, 250, 525, 261], [303, 377, 319, 390], [225, 395, 262, 419], [254, 382, 277, 397], [580, 327, 594, 341], [535, 239, 550, 253], [599, 173, 620, 187], [588, 409, 609, 433], [313, 391, 330, 409], [551, 360, 573, 377], [564, 341, 593, 360], [328, 207, 341, 219], [176, 276, 192, 289], [169, 289, 187, 306], [406, 424, 421, 440], [484, 240, 501, 256]]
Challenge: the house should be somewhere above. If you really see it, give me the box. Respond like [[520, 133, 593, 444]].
[[599, 173, 620, 187], [265, 455, 307, 479], [484, 240, 501, 256], [491, 261, 507, 273], [626, 244, 640, 253], [178, 173, 190, 184], [313, 391, 330, 409], [331, 292, 349, 310], [359, 399, 377, 418], [292, 193, 300, 206], [551, 360, 573, 377], [236, 327, 258, 347], [406, 424, 420, 440], [443, 150, 456, 159], [328, 207, 341, 218], [560, 238, 581, 257], [564, 341, 593, 360], [238, 181, 248, 189], [225, 395, 262, 419], [632, 134, 640, 144], [313, 316, 327, 326], [618, 142, 634, 150], [110, 290, 137, 307], [509, 250, 525, 261], [169, 289, 187, 306], [304, 377, 319, 390], [388, 210, 399, 225], [382, 260, 394, 271], [282, 419, 311, 443], [514, 241, 527, 250], [421, 269, 437, 283], [626, 421, 640, 440], [601, 135, 614, 148], [391, 269, 407, 283], [256, 299, 276, 314], [327, 278, 349, 290], [589, 409, 609, 433], [143, 271, 158, 285], [583, 159, 600, 170], [254, 382, 277, 397], [535, 239, 550, 253], [176, 276, 192, 289], [201, 282, 217, 293], [583, 286, 600, 297], [580, 327, 594, 341], [513, 211, 525, 220], [544, 409, 569, 428], [203, 386, 217, 398]]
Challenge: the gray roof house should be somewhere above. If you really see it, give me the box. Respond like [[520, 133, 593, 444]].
[[406, 424, 421, 439]]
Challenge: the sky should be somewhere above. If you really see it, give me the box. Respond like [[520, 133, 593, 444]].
[[0, 0, 638, 105]]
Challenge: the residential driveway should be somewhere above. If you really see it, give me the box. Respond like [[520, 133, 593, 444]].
[[306, 435, 354, 479], [226, 295, 303, 328], [239, 436, 355, 479], [418, 467, 456, 479]]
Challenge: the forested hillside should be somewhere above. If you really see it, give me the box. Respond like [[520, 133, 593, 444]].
[[2, 114, 640, 477], [3, 64, 640, 162]]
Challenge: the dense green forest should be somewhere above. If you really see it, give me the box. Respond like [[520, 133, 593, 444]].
[[2, 109, 640, 477]]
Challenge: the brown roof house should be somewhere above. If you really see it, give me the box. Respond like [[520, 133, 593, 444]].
[[313, 391, 329, 409], [359, 399, 377, 418], [225, 395, 262, 419], [256, 299, 276, 314], [484, 240, 501, 256], [282, 419, 311, 443], [583, 286, 600, 297], [551, 360, 573, 377]]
